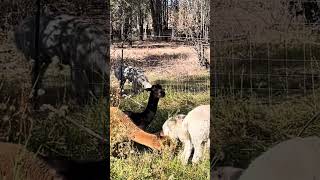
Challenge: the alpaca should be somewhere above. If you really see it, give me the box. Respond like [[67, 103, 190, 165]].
[[110, 107, 166, 150], [114, 64, 152, 95], [123, 84, 165, 129], [239, 136, 320, 180], [161, 104, 210, 164], [0, 142, 107, 180], [41, 156, 107, 180], [14, 14, 109, 103]]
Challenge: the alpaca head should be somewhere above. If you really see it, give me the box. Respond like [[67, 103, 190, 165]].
[[145, 84, 165, 98], [161, 114, 186, 139]]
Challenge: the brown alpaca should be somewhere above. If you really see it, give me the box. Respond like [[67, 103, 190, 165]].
[[0, 142, 107, 180], [110, 107, 165, 150], [0, 142, 56, 180]]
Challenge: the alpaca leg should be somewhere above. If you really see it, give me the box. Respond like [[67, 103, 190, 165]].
[[180, 140, 193, 165], [37, 62, 50, 90], [201, 141, 209, 161], [132, 80, 138, 94], [192, 143, 203, 164], [120, 79, 126, 95], [86, 68, 106, 98], [31, 61, 49, 98], [70, 62, 89, 103]]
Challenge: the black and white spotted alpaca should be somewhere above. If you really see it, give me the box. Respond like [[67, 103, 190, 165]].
[[123, 84, 165, 130], [114, 64, 152, 94], [14, 14, 109, 103]]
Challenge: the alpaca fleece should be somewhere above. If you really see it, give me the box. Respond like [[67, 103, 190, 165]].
[[162, 104, 210, 164], [239, 136, 320, 180], [211, 166, 243, 180], [14, 14, 109, 102], [114, 64, 151, 94], [110, 107, 165, 150], [124, 84, 165, 129], [0, 142, 58, 180]]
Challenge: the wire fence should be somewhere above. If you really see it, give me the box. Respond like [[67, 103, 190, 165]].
[[0, 0, 110, 107], [213, 0, 320, 104], [110, 38, 210, 98], [0, 0, 109, 161]]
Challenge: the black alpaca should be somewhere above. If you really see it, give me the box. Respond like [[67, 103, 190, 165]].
[[124, 84, 165, 129], [41, 156, 107, 180]]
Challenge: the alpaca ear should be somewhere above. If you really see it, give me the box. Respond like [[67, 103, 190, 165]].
[[175, 114, 185, 124]]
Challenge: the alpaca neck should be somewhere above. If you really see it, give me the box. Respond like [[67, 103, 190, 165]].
[[143, 94, 159, 115], [129, 130, 162, 150]]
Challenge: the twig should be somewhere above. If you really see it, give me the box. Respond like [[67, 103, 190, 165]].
[[0, 80, 4, 92], [65, 117, 107, 143], [297, 112, 320, 137]]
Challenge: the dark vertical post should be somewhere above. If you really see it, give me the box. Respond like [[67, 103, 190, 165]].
[[33, 0, 41, 109], [90, 0, 109, 169]]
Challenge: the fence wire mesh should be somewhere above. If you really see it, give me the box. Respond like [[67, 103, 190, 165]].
[[110, 39, 210, 105], [0, 0, 109, 161], [211, 0, 320, 169], [213, 0, 320, 104]]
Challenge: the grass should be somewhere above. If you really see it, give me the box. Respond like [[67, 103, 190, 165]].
[[0, 87, 108, 158], [111, 89, 210, 180], [111, 148, 210, 180], [0, 35, 108, 160], [213, 40, 320, 170], [1, 28, 210, 178], [110, 41, 210, 179], [213, 86, 320, 169]]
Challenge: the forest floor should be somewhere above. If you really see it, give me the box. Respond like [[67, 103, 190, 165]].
[[110, 41, 210, 180]]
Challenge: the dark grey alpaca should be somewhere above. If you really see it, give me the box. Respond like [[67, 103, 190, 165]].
[[123, 84, 165, 129], [14, 14, 109, 103]]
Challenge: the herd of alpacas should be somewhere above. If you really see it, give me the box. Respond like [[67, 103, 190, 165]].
[[1, 14, 320, 180]]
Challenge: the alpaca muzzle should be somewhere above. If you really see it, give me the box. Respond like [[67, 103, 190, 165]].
[[159, 130, 165, 137], [143, 82, 152, 89]]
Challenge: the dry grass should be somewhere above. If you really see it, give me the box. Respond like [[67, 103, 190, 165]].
[[110, 41, 210, 179], [111, 41, 209, 81], [0, 33, 107, 166]]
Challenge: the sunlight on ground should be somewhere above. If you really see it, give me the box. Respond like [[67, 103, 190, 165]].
[[110, 41, 210, 179]]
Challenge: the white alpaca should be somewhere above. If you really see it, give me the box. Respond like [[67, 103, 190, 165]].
[[161, 104, 210, 164], [239, 136, 320, 180]]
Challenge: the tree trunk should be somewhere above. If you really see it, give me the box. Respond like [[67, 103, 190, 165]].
[[150, 0, 163, 38], [139, 7, 144, 41]]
